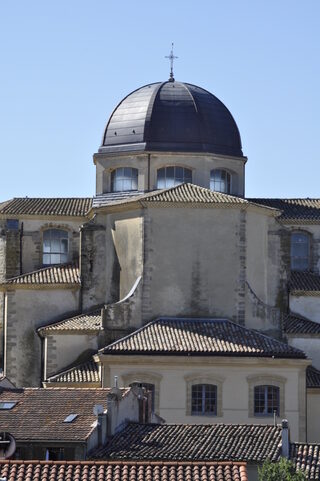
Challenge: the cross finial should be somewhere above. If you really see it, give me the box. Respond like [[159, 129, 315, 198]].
[[165, 43, 178, 82]]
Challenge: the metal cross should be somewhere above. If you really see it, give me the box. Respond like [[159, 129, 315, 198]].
[[165, 43, 178, 82]]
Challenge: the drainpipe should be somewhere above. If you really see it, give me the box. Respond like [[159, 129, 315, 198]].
[[281, 419, 290, 458], [19, 222, 23, 275]]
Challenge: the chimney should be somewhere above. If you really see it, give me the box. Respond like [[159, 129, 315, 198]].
[[281, 419, 290, 458]]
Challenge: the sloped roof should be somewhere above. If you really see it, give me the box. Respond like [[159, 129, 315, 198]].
[[284, 313, 320, 335], [290, 271, 320, 294], [93, 184, 278, 211], [2, 264, 80, 287], [46, 360, 101, 384], [0, 387, 129, 442], [38, 309, 102, 334], [100, 318, 306, 359], [291, 443, 320, 480], [248, 198, 320, 223], [0, 461, 248, 481], [0, 197, 92, 217], [91, 422, 282, 462], [307, 366, 320, 389]]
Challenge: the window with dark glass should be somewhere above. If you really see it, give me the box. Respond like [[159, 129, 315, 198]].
[[191, 384, 217, 415], [291, 232, 310, 271], [157, 166, 192, 189], [254, 385, 279, 416], [111, 167, 138, 192], [43, 229, 68, 265], [210, 169, 231, 193], [129, 382, 155, 411]]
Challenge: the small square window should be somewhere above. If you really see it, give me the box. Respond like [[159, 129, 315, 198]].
[[6, 219, 19, 230]]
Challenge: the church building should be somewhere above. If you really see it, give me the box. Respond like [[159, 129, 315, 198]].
[[1, 73, 320, 443]]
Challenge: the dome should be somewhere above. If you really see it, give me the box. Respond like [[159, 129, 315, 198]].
[[100, 81, 243, 157]]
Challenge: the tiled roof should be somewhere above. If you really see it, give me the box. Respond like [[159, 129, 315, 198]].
[[2, 263, 80, 286], [91, 423, 281, 462], [248, 198, 320, 222], [0, 197, 92, 217], [291, 443, 320, 480], [307, 366, 320, 389], [0, 387, 129, 442], [283, 313, 320, 335], [100, 318, 306, 359], [38, 310, 102, 333], [290, 271, 320, 294], [0, 461, 248, 481], [93, 191, 146, 208], [46, 360, 101, 384], [93, 184, 272, 209]]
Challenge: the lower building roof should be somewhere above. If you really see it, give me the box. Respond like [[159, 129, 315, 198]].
[[0, 387, 129, 442], [1, 263, 80, 288], [290, 271, 320, 295], [91, 422, 282, 462], [99, 317, 306, 359], [38, 309, 103, 334], [307, 366, 320, 389], [248, 198, 320, 223], [284, 313, 320, 335], [0, 197, 92, 217], [0, 461, 248, 481], [291, 443, 320, 480], [46, 359, 101, 384]]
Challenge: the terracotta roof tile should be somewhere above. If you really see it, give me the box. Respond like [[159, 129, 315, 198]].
[[290, 271, 320, 294], [93, 184, 263, 209], [38, 310, 102, 333], [91, 423, 281, 462], [100, 318, 306, 359], [0, 461, 248, 481], [307, 366, 320, 389], [291, 443, 320, 479], [0, 197, 92, 217], [0, 387, 129, 442], [46, 360, 101, 384], [283, 313, 320, 335], [248, 198, 320, 222], [3, 264, 80, 286]]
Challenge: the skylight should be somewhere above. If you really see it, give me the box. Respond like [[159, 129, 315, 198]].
[[63, 413, 78, 423], [0, 402, 17, 410]]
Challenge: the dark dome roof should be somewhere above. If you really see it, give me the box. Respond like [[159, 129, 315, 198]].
[[100, 81, 243, 157]]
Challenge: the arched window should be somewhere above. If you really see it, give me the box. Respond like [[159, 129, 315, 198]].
[[291, 232, 310, 271], [191, 384, 217, 415], [111, 167, 138, 192], [43, 229, 68, 265], [129, 382, 155, 411], [157, 166, 192, 189], [210, 169, 231, 193], [254, 385, 279, 416]]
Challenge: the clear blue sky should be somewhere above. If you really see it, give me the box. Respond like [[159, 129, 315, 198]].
[[0, 1, 319, 199]]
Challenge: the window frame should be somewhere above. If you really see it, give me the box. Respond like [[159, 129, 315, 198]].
[[254, 385, 280, 417], [247, 374, 285, 419], [185, 374, 224, 417], [191, 383, 217, 416], [210, 169, 232, 194], [42, 228, 69, 266], [111, 167, 138, 192], [290, 231, 311, 272], [156, 166, 192, 189]]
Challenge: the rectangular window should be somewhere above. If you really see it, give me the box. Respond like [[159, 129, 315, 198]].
[[254, 385, 279, 416], [191, 384, 217, 415]]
